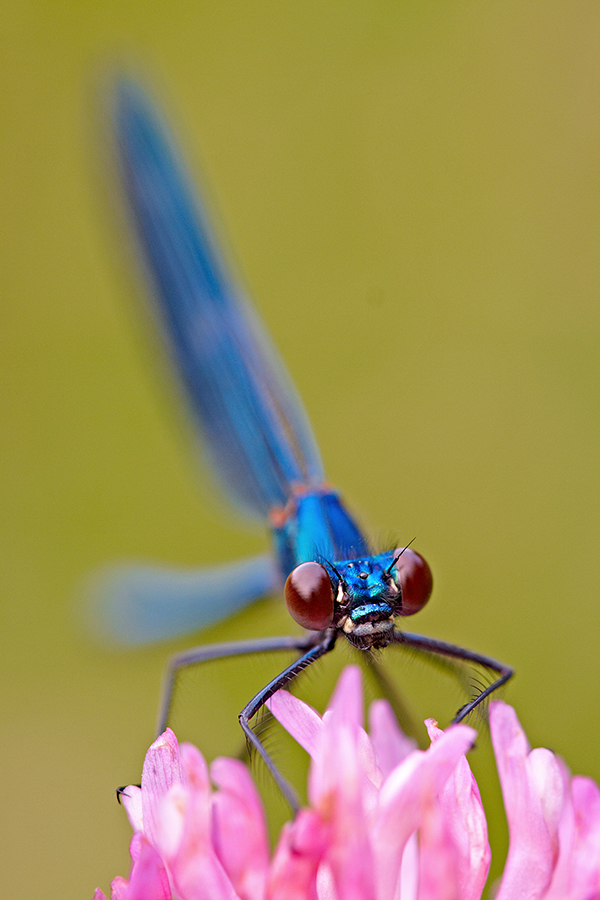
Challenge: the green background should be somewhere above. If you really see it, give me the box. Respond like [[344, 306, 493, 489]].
[[1, 3, 599, 897]]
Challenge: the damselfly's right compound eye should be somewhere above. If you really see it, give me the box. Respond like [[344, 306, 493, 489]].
[[393, 548, 433, 616], [284, 562, 334, 631]]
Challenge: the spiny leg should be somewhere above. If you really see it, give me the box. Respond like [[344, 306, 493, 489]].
[[392, 629, 514, 723], [239, 632, 337, 813], [156, 633, 321, 736]]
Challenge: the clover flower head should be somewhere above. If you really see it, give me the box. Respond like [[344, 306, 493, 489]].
[[93, 666, 600, 900]]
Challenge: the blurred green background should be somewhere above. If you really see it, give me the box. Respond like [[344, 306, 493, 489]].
[[1, 2, 599, 897]]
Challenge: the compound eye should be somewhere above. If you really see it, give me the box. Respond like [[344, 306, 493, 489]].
[[284, 562, 334, 631], [393, 548, 433, 616]]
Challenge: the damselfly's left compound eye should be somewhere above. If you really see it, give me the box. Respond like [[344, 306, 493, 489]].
[[284, 562, 334, 631], [393, 548, 433, 616]]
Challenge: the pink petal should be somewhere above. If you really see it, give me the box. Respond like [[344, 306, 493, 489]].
[[124, 835, 172, 900], [152, 743, 236, 900], [308, 703, 363, 819], [527, 748, 565, 838], [120, 785, 143, 834], [425, 720, 490, 900], [92, 891, 108, 900], [398, 834, 419, 900], [156, 779, 238, 900], [495, 725, 600, 900], [316, 864, 336, 900], [541, 758, 577, 900], [319, 710, 382, 795], [210, 756, 270, 900], [491, 702, 562, 900], [156, 741, 210, 860], [108, 878, 130, 900], [373, 724, 476, 900], [356, 724, 383, 792], [315, 666, 381, 801], [267, 688, 324, 757], [565, 776, 600, 898], [180, 742, 211, 796], [416, 802, 461, 900], [105, 835, 172, 900], [326, 665, 364, 730], [308, 689, 377, 900], [141, 729, 185, 846], [267, 810, 329, 900], [369, 699, 417, 777]]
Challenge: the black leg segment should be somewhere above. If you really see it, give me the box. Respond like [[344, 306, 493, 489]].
[[156, 633, 323, 736], [392, 629, 514, 723], [239, 632, 337, 812]]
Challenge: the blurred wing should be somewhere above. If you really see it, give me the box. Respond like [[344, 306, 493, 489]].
[[86, 553, 281, 645], [112, 81, 324, 519]]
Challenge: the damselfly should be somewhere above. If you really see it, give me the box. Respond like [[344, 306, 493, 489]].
[[106, 81, 513, 811]]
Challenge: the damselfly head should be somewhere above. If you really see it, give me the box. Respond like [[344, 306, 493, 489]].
[[284, 548, 433, 644]]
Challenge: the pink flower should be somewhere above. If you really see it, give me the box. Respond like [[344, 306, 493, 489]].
[[93, 667, 600, 900]]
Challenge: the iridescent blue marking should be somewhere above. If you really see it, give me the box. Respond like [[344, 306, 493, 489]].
[[350, 603, 393, 622]]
